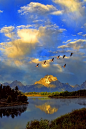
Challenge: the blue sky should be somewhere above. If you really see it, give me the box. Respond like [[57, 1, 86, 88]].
[[0, 0, 86, 86]]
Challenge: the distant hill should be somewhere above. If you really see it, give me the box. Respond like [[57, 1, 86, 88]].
[[0, 75, 86, 92], [80, 81, 86, 89], [10, 80, 24, 88]]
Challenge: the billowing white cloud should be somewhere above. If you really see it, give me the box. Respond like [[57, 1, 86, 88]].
[[16, 25, 32, 29], [0, 26, 14, 33], [58, 39, 86, 50], [29, 58, 51, 68], [17, 29, 39, 43], [53, 0, 83, 12], [0, 27, 45, 58], [18, 2, 63, 16]]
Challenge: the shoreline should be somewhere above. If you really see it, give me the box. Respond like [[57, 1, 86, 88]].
[[0, 101, 29, 108], [25, 94, 49, 97], [48, 95, 86, 98], [25, 94, 86, 98]]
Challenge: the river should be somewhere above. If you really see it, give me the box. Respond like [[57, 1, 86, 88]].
[[0, 97, 86, 129]]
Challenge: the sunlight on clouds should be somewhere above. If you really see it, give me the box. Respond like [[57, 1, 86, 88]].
[[5, 32, 15, 38], [51, 10, 63, 15], [16, 25, 32, 29], [41, 63, 50, 68], [58, 39, 86, 50], [53, 0, 82, 12], [0, 26, 47, 58], [17, 29, 39, 43], [18, 2, 63, 16], [29, 58, 51, 68], [29, 58, 39, 64], [41, 59, 51, 68], [58, 45, 68, 48], [14, 60, 23, 66], [3, 40, 25, 58], [0, 26, 14, 33]]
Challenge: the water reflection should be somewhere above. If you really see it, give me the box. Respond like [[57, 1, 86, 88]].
[[0, 97, 86, 129], [38, 97, 50, 100], [0, 105, 28, 118], [77, 100, 86, 106], [35, 102, 58, 114]]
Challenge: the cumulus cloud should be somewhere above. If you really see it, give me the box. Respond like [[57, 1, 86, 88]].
[[0, 24, 66, 64], [29, 58, 51, 68], [18, 2, 63, 16], [17, 29, 40, 43], [58, 39, 86, 50], [53, 0, 83, 12], [16, 25, 32, 29], [0, 26, 14, 33], [0, 26, 15, 39]]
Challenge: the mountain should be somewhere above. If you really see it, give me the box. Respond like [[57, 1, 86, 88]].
[[25, 75, 80, 92], [34, 75, 57, 87], [1, 80, 27, 92], [10, 80, 24, 88], [2, 82, 10, 86], [1, 75, 86, 92], [80, 81, 86, 89]]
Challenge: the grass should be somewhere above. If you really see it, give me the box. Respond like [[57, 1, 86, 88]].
[[26, 108, 86, 129]]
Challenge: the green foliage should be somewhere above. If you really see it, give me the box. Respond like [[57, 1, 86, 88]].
[[49, 89, 86, 97], [26, 108, 86, 129], [0, 84, 28, 104]]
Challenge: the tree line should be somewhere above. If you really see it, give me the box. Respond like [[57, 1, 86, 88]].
[[25, 90, 86, 97], [0, 84, 28, 103], [49, 89, 86, 97]]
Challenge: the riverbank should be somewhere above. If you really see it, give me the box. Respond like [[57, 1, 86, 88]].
[[48, 95, 86, 98], [0, 99, 29, 107], [25, 89, 86, 98], [26, 107, 86, 129], [25, 94, 48, 97], [25, 94, 86, 98]]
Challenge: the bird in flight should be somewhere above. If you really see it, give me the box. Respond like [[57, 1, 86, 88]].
[[70, 53, 73, 56], [63, 64, 66, 68], [57, 55, 60, 59], [36, 63, 39, 67], [63, 55, 66, 58], [51, 58, 54, 62], [44, 60, 46, 65]]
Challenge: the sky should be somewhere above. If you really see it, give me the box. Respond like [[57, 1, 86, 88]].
[[0, 0, 86, 86]]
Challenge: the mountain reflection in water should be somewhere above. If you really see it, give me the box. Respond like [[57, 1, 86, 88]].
[[0, 105, 28, 118], [35, 102, 58, 114]]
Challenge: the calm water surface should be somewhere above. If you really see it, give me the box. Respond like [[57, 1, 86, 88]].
[[0, 97, 86, 129]]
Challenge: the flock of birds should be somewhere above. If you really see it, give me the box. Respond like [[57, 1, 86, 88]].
[[36, 53, 73, 68]]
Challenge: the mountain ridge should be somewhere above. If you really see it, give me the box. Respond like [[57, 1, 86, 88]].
[[0, 75, 86, 92]]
